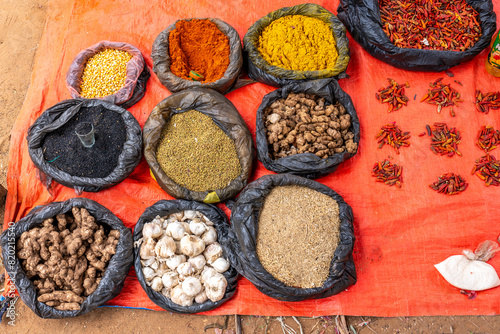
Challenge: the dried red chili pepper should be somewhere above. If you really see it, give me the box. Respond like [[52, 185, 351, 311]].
[[475, 90, 500, 114], [471, 154, 500, 186], [376, 122, 410, 154], [421, 78, 463, 116], [476, 125, 500, 152], [429, 122, 462, 157], [429, 173, 468, 195], [372, 159, 403, 188], [379, 0, 482, 52], [375, 78, 409, 113]]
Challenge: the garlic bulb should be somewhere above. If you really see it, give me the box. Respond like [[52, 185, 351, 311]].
[[194, 290, 208, 304], [141, 257, 156, 267], [166, 222, 186, 240], [166, 254, 186, 270], [143, 221, 163, 239], [205, 274, 227, 302], [200, 266, 217, 284], [189, 219, 206, 236], [150, 260, 159, 271], [170, 285, 194, 307], [182, 276, 202, 297], [181, 222, 190, 234], [212, 257, 230, 273], [203, 243, 222, 263], [151, 276, 164, 292], [142, 267, 156, 282], [156, 261, 170, 276], [201, 214, 214, 226], [201, 226, 217, 245], [155, 236, 176, 258], [183, 210, 198, 221], [162, 272, 179, 289], [140, 238, 156, 260], [177, 262, 196, 277], [161, 287, 171, 298], [180, 235, 205, 257], [188, 255, 206, 272], [169, 212, 184, 222]]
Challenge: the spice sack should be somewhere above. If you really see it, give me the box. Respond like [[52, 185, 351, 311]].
[[0, 197, 133, 319], [337, 0, 497, 71], [229, 174, 356, 301]]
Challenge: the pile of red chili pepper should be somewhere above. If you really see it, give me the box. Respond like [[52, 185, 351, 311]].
[[472, 154, 500, 186], [475, 90, 500, 114], [372, 159, 403, 188], [375, 78, 409, 113], [429, 122, 462, 157], [421, 78, 463, 116], [429, 173, 468, 195], [376, 122, 410, 154], [379, 0, 482, 51], [476, 125, 500, 153]]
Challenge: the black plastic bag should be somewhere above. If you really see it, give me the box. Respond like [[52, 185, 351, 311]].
[[337, 0, 497, 72], [0, 197, 134, 319], [143, 88, 253, 203], [133, 199, 239, 313], [66, 40, 149, 108], [151, 18, 243, 94], [256, 79, 360, 179], [228, 174, 356, 301], [27, 99, 143, 193], [243, 3, 350, 87]]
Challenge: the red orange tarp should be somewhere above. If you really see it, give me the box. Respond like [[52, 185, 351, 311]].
[[3, 0, 500, 316]]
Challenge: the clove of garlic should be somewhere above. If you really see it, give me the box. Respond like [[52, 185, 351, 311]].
[[174, 241, 182, 255], [180, 235, 205, 257], [155, 236, 176, 258], [161, 287, 171, 298], [182, 276, 202, 297], [188, 255, 206, 272], [200, 214, 214, 226], [201, 226, 218, 245], [211, 257, 230, 273], [166, 222, 186, 241], [162, 271, 179, 289], [194, 290, 208, 304], [177, 262, 196, 278], [189, 219, 207, 236], [203, 242, 222, 264], [205, 273, 227, 302], [166, 254, 186, 270], [170, 285, 194, 307], [151, 276, 164, 292]]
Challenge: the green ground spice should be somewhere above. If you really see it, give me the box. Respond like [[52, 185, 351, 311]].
[[156, 109, 242, 192]]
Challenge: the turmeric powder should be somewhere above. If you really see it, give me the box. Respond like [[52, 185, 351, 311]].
[[257, 15, 338, 71], [169, 19, 230, 83]]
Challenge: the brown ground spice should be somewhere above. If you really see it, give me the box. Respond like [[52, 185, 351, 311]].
[[256, 185, 340, 288], [168, 19, 230, 83], [156, 110, 241, 192]]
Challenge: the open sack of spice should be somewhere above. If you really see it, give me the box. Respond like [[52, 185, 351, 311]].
[[243, 3, 350, 87], [435, 240, 500, 292], [133, 200, 238, 313], [0, 198, 133, 319], [256, 78, 360, 179], [143, 88, 253, 203], [27, 99, 142, 194], [337, 0, 496, 71], [66, 40, 150, 109], [228, 174, 356, 301], [151, 18, 244, 94]]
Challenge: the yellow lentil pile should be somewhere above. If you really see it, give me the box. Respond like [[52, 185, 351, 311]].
[[257, 15, 338, 71], [156, 110, 242, 192], [257, 185, 340, 288], [80, 49, 133, 98]]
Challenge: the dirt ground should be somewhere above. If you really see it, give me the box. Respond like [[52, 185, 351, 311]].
[[0, 0, 499, 333]]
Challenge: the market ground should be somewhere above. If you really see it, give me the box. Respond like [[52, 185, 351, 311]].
[[0, 1, 499, 333]]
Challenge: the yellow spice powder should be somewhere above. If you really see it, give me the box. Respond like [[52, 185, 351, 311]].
[[257, 15, 338, 72]]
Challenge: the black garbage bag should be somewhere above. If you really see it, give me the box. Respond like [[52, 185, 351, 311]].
[[133, 199, 239, 313], [243, 3, 350, 87], [256, 78, 360, 179], [0, 197, 134, 319], [228, 174, 356, 301], [151, 18, 243, 94], [337, 0, 497, 71], [143, 88, 253, 203], [66, 40, 149, 108], [27, 99, 142, 193]]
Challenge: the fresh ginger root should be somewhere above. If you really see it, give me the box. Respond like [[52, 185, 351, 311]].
[[264, 92, 357, 160], [17, 207, 120, 311]]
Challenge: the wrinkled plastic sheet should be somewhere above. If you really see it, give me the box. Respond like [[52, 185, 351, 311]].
[[2, 0, 500, 316]]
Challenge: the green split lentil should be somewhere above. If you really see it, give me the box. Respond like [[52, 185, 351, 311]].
[[156, 109, 242, 192], [80, 49, 133, 98]]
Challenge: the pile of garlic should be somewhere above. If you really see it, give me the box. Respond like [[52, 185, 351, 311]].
[[139, 210, 230, 307]]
